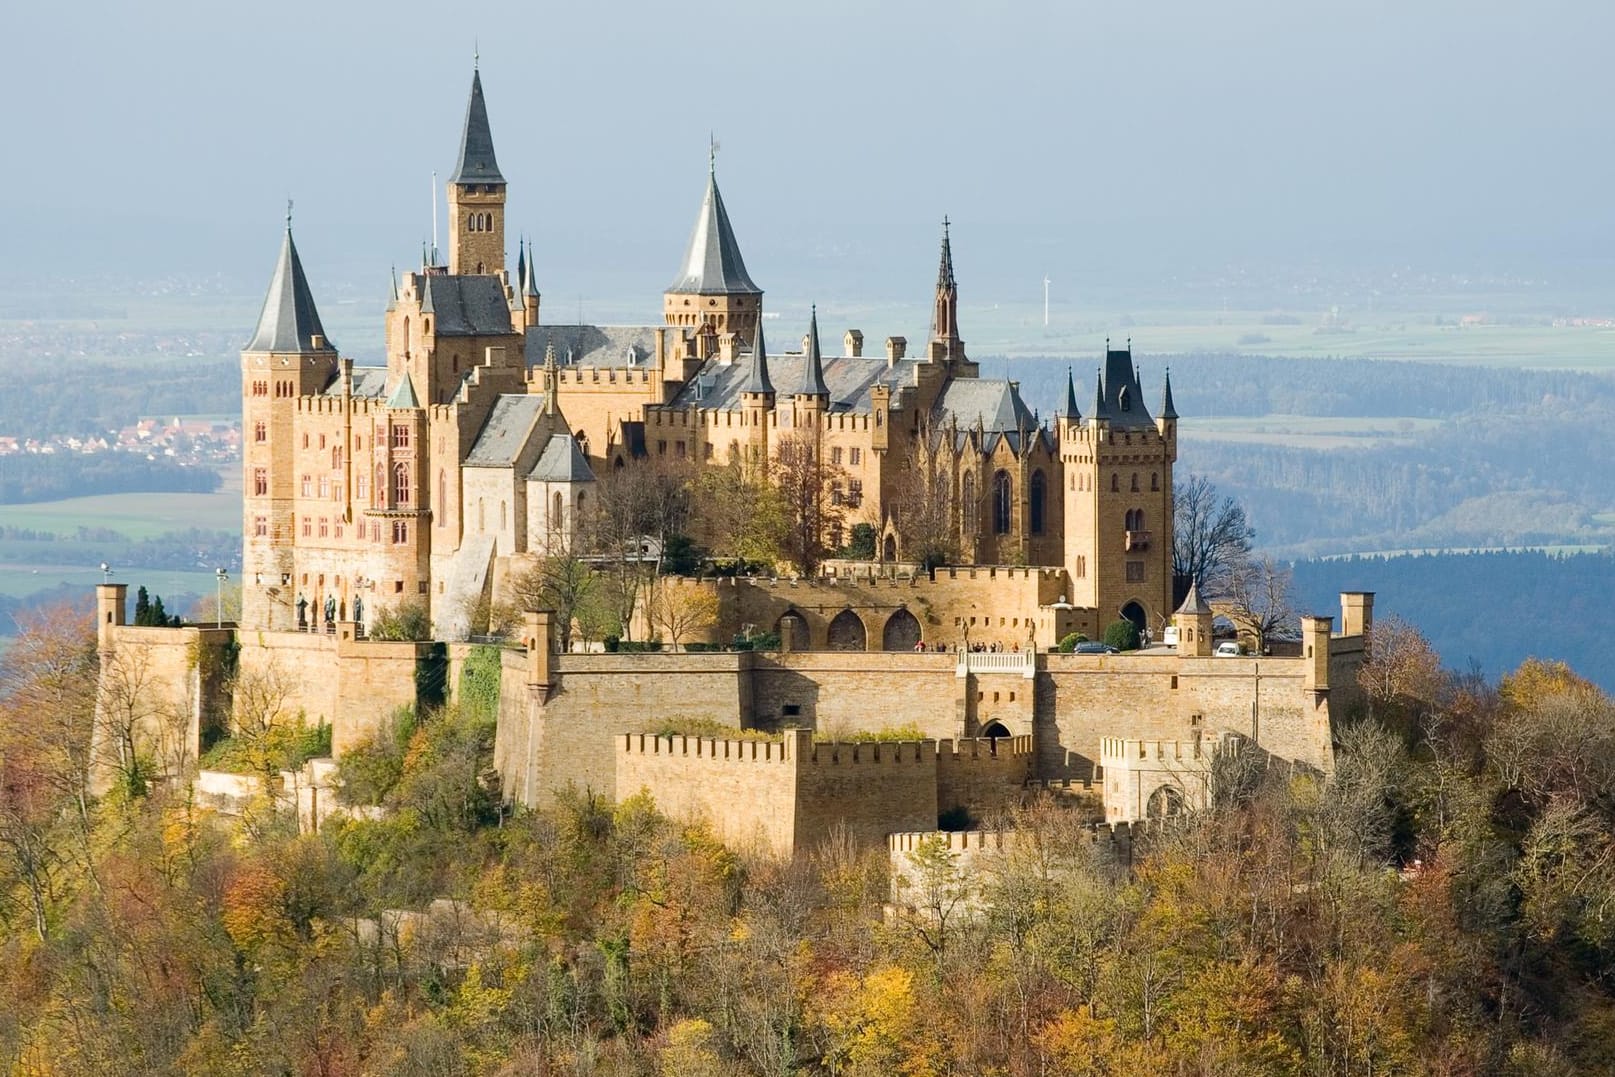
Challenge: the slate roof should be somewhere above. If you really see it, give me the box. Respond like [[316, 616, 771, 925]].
[[666, 169, 761, 295], [798, 308, 829, 397], [1160, 367, 1179, 420], [447, 69, 504, 185], [465, 394, 547, 466], [245, 228, 330, 353], [320, 367, 389, 399], [1176, 580, 1213, 617], [528, 434, 595, 483], [669, 353, 923, 414], [1097, 346, 1155, 429], [386, 373, 420, 409], [740, 323, 774, 395], [523, 324, 661, 368], [421, 276, 513, 336], [933, 378, 1036, 433]]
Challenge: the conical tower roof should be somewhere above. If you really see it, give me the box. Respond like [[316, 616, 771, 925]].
[[523, 239, 540, 298], [1175, 580, 1213, 617], [798, 306, 829, 398], [667, 163, 761, 295], [447, 68, 505, 185], [741, 323, 775, 396], [1161, 367, 1179, 420], [246, 225, 330, 353], [1063, 367, 1081, 420], [386, 372, 420, 409], [1092, 369, 1109, 420]]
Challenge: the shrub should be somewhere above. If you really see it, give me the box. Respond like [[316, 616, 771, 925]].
[[1056, 632, 1089, 653], [1103, 619, 1141, 652], [846, 523, 878, 560], [200, 718, 331, 776], [369, 600, 433, 641], [938, 805, 974, 831]]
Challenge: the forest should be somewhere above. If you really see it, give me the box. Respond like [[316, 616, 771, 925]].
[[0, 454, 222, 504], [4, 608, 1615, 1074]]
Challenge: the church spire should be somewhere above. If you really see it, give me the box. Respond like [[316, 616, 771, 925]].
[[741, 322, 775, 396], [245, 221, 330, 353], [798, 305, 829, 399], [1092, 369, 1109, 421], [1160, 367, 1179, 420], [667, 161, 760, 296], [448, 68, 504, 185], [929, 216, 963, 360], [1063, 366, 1081, 421], [523, 239, 540, 299]]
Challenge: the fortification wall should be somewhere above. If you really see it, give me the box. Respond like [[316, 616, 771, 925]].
[[97, 624, 233, 784], [795, 737, 938, 849], [935, 736, 1034, 819], [616, 732, 799, 855], [1327, 632, 1370, 720], [234, 629, 424, 754], [750, 652, 959, 738]]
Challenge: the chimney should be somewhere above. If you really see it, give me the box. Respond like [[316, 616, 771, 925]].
[[844, 329, 864, 357], [885, 336, 907, 366]]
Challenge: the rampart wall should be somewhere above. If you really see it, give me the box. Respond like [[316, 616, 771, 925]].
[[95, 623, 233, 790], [935, 736, 1035, 819], [616, 732, 801, 855]]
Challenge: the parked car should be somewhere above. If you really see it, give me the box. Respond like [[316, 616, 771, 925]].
[[1073, 641, 1119, 655], [1214, 641, 1242, 657]]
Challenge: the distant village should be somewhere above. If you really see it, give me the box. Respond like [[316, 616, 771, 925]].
[[0, 416, 240, 467]]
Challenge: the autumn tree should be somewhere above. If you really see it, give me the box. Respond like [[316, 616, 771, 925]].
[[1172, 474, 1255, 598], [508, 552, 596, 652], [686, 459, 786, 568], [1219, 554, 1297, 653], [647, 581, 720, 650], [773, 430, 846, 576], [887, 420, 959, 570], [587, 459, 693, 639], [1357, 615, 1447, 720]]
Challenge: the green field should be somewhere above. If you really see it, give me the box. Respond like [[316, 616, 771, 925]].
[[1179, 414, 1445, 450], [1, 479, 242, 539], [0, 565, 226, 603]]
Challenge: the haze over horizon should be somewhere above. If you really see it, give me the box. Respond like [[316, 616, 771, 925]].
[[8, 0, 1615, 315]]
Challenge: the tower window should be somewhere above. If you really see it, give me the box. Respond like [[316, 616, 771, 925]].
[[1110, 474, 1119, 493], [254, 422, 266, 443], [1131, 473, 1140, 492], [393, 463, 411, 506], [1030, 470, 1046, 535], [252, 468, 268, 496], [992, 470, 1012, 535], [1152, 471, 1160, 491]]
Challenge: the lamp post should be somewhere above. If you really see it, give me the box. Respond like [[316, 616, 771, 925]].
[[215, 567, 228, 628], [99, 561, 112, 583]]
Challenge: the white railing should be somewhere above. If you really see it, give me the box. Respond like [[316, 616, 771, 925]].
[[956, 649, 1037, 678]]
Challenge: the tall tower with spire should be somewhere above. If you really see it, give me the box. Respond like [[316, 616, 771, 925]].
[[663, 151, 762, 349], [446, 66, 506, 277], [929, 217, 963, 361], [241, 216, 338, 630]]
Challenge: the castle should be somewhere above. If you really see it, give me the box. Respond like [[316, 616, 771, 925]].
[[94, 66, 1377, 855]]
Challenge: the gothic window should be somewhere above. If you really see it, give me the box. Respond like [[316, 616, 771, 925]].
[[1152, 471, 1160, 491], [252, 468, 268, 496], [1131, 473, 1139, 492], [300, 475, 311, 497], [962, 473, 977, 533], [1111, 474, 1119, 492], [392, 520, 408, 544], [254, 421, 266, 442], [992, 470, 1012, 535], [393, 464, 411, 506], [332, 447, 343, 469], [1030, 470, 1047, 535], [392, 425, 410, 449], [437, 471, 446, 526], [552, 491, 563, 529]]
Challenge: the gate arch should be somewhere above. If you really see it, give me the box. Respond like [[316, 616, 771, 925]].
[[882, 608, 923, 651], [775, 609, 809, 652], [827, 609, 867, 651]]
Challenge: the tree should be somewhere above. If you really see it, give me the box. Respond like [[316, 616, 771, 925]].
[[686, 460, 786, 569], [508, 553, 596, 652], [1172, 475, 1255, 599], [1103, 619, 1141, 652], [648, 582, 720, 651], [1357, 615, 1446, 719], [588, 460, 692, 639], [887, 420, 959, 571], [772, 430, 846, 576], [1219, 554, 1296, 653], [368, 600, 432, 641]]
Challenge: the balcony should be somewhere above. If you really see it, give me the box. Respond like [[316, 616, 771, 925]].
[[1125, 529, 1151, 551]]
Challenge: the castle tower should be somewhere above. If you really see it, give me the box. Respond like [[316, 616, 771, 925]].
[[1059, 344, 1177, 636], [739, 323, 776, 476], [793, 306, 830, 428], [521, 238, 541, 328], [663, 155, 762, 346], [1174, 580, 1213, 657], [446, 67, 506, 277], [929, 217, 964, 362], [241, 220, 338, 630]]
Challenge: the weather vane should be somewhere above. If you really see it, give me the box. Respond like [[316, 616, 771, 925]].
[[286, 198, 293, 229]]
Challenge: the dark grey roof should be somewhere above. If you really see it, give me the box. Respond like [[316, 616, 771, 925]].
[[666, 169, 761, 295], [1176, 580, 1213, 617], [1160, 367, 1178, 420], [523, 324, 660, 368], [934, 378, 1036, 433], [245, 228, 330, 353], [528, 434, 595, 483], [1092, 370, 1109, 420], [522, 239, 539, 299], [740, 323, 774, 395], [1063, 368, 1080, 420], [798, 308, 829, 397], [1097, 346, 1155, 429], [386, 373, 420, 409], [465, 394, 547, 466], [447, 69, 504, 186], [421, 276, 513, 336], [669, 352, 923, 414], [320, 366, 389, 399]]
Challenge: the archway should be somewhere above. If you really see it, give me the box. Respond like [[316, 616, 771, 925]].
[[882, 608, 922, 651], [981, 721, 1010, 740], [1121, 600, 1147, 636], [776, 609, 808, 652], [882, 534, 897, 562], [827, 609, 867, 651], [1147, 784, 1186, 820]]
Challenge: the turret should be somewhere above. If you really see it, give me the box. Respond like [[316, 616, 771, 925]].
[[1057, 366, 1082, 438], [446, 66, 506, 277], [739, 323, 776, 475], [928, 217, 964, 362], [1173, 581, 1214, 657], [663, 150, 762, 341], [1156, 367, 1178, 439], [521, 238, 541, 328], [794, 306, 830, 425]]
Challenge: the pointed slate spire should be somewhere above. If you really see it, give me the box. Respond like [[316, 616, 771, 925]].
[[1175, 579, 1213, 617], [515, 237, 526, 291], [386, 372, 420, 409], [1063, 366, 1081, 421], [246, 223, 330, 353], [386, 266, 399, 313], [447, 68, 505, 185], [937, 215, 956, 290], [523, 239, 540, 299], [1160, 366, 1179, 420], [542, 343, 559, 415], [1092, 369, 1110, 420], [667, 161, 761, 294], [741, 322, 775, 396], [798, 306, 829, 398]]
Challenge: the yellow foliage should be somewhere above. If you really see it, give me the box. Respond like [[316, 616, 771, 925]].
[[1501, 657, 1605, 712]]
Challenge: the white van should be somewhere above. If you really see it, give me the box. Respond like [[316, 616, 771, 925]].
[[1214, 641, 1242, 657]]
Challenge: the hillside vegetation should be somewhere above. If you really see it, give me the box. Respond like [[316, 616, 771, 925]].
[[4, 610, 1615, 1073]]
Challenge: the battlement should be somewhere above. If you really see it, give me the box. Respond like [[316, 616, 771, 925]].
[[619, 732, 794, 763], [1099, 736, 1207, 764], [805, 738, 934, 766], [548, 366, 656, 388], [937, 735, 1034, 759], [294, 395, 380, 417], [888, 829, 1015, 855]]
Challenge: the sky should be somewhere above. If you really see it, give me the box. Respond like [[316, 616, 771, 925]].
[[6, 0, 1615, 315]]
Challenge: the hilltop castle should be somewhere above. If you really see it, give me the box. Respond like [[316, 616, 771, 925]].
[[94, 67, 1377, 854], [239, 67, 1177, 643]]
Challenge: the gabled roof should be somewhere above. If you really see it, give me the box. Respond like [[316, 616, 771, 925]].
[[668, 353, 923, 414], [447, 68, 504, 186], [523, 324, 661, 368], [465, 394, 546, 466], [245, 228, 330, 353], [528, 434, 595, 483], [934, 378, 1036, 433], [420, 276, 513, 336], [386, 373, 420, 409], [741, 323, 774, 396], [798, 307, 829, 398], [666, 167, 761, 295], [320, 367, 389, 399]]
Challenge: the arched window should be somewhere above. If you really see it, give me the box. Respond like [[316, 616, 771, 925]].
[[962, 472, 976, 533], [1030, 470, 1046, 535], [1151, 471, 1160, 491], [392, 463, 410, 506], [575, 490, 585, 521], [1110, 473, 1119, 493], [992, 470, 1012, 535], [1131, 473, 1140, 492], [437, 471, 446, 525], [552, 491, 563, 529]]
